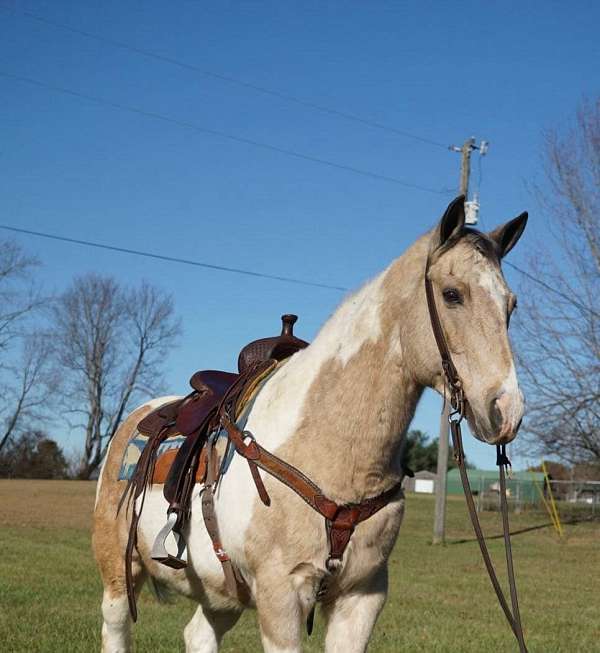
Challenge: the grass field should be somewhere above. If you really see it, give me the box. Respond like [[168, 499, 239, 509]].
[[1, 480, 598, 652]]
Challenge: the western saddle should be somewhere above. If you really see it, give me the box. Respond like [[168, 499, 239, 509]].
[[120, 313, 403, 627], [120, 315, 309, 616]]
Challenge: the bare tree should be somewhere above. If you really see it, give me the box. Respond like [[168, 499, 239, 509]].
[[50, 274, 180, 479], [0, 333, 54, 454], [0, 241, 41, 353], [0, 241, 51, 454], [515, 98, 600, 465]]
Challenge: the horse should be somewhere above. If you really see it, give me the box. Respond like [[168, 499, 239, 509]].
[[93, 195, 528, 652]]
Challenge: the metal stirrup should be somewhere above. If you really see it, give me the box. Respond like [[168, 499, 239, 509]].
[[150, 511, 188, 569]]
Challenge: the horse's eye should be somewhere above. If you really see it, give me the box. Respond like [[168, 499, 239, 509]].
[[443, 288, 462, 305]]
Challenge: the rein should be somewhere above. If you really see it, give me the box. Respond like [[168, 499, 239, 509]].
[[425, 259, 528, 653]]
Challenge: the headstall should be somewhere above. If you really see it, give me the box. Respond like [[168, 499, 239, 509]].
[[425, 254, 528, 653]]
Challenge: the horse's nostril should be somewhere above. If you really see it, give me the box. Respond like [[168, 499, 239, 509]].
[[490, 397, 504, 431]]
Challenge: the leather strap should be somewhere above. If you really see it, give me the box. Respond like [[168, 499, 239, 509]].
[[424, 275, 461, 389], [221, 413, 403, 568], [425, 255, 528, 652], [118, 423, 173, 622], [201, 442, 250, 603], [498, 444, 527, 652], [451, 422, 527, 650]]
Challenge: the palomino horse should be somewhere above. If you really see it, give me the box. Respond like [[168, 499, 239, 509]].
[[94, 196, 527, 652]]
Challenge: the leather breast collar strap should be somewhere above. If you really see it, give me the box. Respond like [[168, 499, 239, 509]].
[[220, 412, 403, 573], [425, 256, 528, 653]]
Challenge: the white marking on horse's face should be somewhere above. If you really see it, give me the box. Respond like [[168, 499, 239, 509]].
[[472, 264, 524, 441], [496, 362, 525, 440], [476, 265, 506, 313]]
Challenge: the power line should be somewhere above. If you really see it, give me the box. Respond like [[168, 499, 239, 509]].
[[2, 17, 594, 319], [6, 7, 449, 151], [0, 224, 349, 292], [504, 261, 600, 320], [0, 70, 449, 195], [1, 224, 594, 316]]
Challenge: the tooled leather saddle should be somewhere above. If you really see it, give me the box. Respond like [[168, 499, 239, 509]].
[[136, 314, 308, 509]]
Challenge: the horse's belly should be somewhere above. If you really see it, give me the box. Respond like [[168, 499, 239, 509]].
[[136, 454, 258, 599], [136, 487, 225, 597]]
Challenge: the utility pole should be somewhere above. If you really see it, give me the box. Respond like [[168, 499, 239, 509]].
[[432, 136, 488, 545], [458, 137, 475, 198]]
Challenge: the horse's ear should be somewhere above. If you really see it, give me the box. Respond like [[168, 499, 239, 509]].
[[488, 212, 528, 258], [434, 195, 466, 249]]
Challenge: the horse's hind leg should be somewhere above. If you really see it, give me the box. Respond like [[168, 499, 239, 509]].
[[98, 553, 146, 653], [183, 604, 242, 653], [93, 480, 147, 652]]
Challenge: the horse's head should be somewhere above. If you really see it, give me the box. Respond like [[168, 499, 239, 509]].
[[424, 196, 528, 445]]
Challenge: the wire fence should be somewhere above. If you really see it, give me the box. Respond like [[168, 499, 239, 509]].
[[474, 478, 600, 521]]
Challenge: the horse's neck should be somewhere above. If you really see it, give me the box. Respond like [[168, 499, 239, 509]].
[[265, 239, 428, 501]]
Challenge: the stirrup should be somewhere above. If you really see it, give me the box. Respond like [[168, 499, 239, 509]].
[[151, 512, 188, 569]]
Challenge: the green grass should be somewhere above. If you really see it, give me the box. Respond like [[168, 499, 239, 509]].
[[0, 482, 598, 651]]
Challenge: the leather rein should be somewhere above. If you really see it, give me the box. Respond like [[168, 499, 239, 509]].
[[425, 256, 528, 652]]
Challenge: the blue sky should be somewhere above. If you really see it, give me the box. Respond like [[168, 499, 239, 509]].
[[1, 1, 599, 468]]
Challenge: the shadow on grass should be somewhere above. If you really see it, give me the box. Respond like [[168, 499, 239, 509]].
[[448, 515, 595, 545]]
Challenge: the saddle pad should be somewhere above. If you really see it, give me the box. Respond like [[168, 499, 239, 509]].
[[118, 360, 284, 483], [119, 433, 186, 482]]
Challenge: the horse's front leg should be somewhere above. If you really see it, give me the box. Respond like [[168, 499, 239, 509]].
[[323, 565, 388, 653], [183, 604, 242, 653], [255, 565, 320, 653]]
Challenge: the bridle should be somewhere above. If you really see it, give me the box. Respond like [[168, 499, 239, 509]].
[[425, 254, 528, 653]]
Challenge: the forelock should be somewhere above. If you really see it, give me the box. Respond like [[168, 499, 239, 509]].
[[432, 227, 501, 269], [461, 228, 501, 264]]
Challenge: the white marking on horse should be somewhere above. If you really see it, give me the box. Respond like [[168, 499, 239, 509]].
[[101, 592, 132, 651], [476, 265, 506, 312], [213, 272, 386, 564], [498, 362, 525, 433]]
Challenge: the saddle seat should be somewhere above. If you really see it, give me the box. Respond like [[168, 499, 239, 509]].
[[138, 314, 309, 441], [190, 370, 240, 396]]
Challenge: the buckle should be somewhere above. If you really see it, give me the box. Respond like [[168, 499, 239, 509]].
[[448, 408, 464, 424], [242, 430, 256, 444]]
